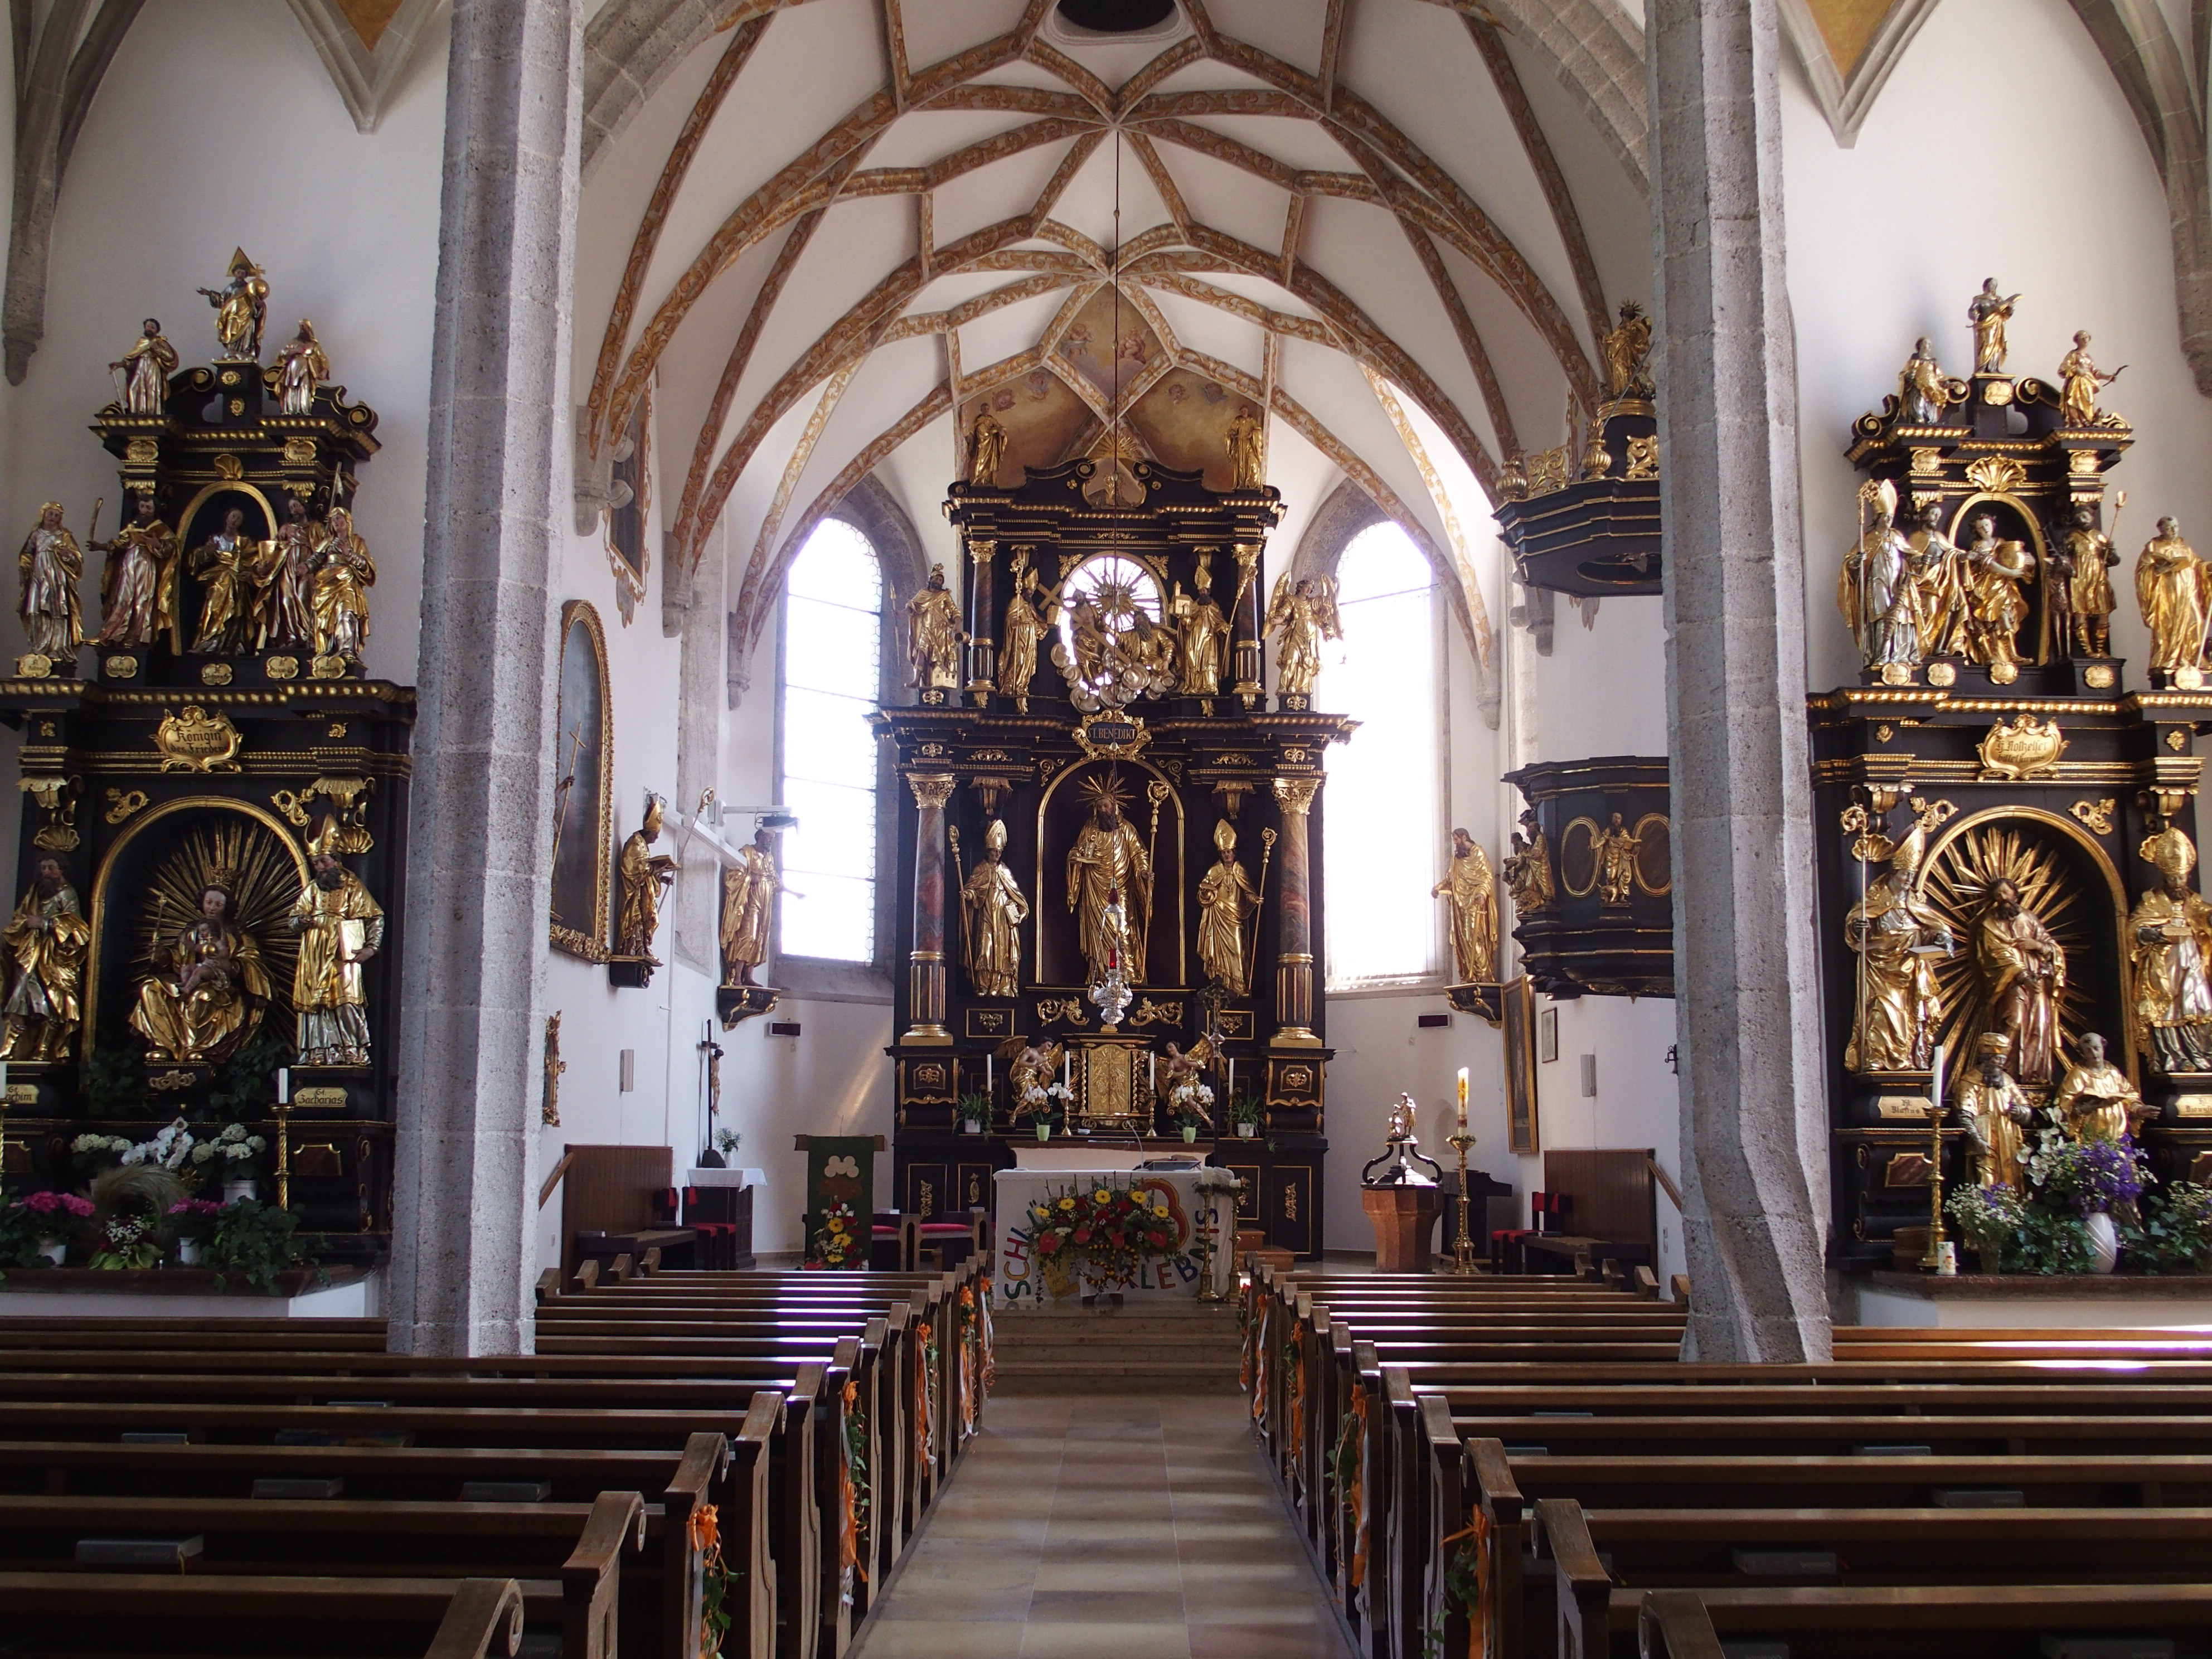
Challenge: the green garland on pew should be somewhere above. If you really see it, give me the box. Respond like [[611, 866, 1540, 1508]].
[[692, 1504, 733, 1658]]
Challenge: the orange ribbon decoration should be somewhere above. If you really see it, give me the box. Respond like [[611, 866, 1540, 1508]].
[[1438, 1505, 1495, 1659]]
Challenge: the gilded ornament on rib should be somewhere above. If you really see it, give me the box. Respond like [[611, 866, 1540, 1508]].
[[2069, 798, 2117, 836]]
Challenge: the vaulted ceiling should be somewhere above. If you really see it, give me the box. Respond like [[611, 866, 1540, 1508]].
[[571, 0, 1655, 682]]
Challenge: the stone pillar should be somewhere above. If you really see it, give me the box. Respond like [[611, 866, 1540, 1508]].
[[1270, 775, 1321, 1045], [1651, 0, 1832, 1360], [387, 0, 583, 1357], [1231, 542, 1265, 706], [902, 773, 955, 1045], [964, 537, 997, 702]]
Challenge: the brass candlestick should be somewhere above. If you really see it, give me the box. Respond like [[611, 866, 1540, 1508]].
[[1196, 1182, 1224, 1302], [1446, 1131, 1479, 1275], [275, 1098, 292, 1212], [1920, 1088, 1950, 1273]]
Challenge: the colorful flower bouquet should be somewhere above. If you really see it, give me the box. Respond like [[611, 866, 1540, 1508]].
[[0, 1190, 93, 1268], [1026, 1182, 1184, 1288], [807, 1198, 863, 1270], [1948, 1105, 2211, 1275]]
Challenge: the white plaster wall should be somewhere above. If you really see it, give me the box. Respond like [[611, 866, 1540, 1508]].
[[1784, 0, 2212, 692]]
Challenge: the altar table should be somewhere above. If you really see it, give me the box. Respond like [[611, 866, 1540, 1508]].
[[992, 1167, 1236, 1307]]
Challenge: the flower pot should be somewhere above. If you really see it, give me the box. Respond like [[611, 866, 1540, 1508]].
[[962, 1121, 982, 1134], [34, 1236, 64, 1267], [2086, 1210, 2121, 1274], [176, 1238, 202, 1267], [222, 1178, 256, 1206], [1236, 1123, 1257, 1138], [1036, 1124, 1052, 1143], [1181, 1126, 1199, 1144]]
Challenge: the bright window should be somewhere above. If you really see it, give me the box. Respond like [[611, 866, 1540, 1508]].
[[1323, 523, 1442, 988], [778, 519, 883, 963]]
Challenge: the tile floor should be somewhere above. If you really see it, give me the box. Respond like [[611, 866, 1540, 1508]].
[[848, 1393, 1358, 1659]]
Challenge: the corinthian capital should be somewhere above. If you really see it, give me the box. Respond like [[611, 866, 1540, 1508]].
[[1273, 775, 1320, 815], [908, 772, 956, 810]]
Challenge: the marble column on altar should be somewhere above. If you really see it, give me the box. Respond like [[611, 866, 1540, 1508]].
[[903, 772, 955, 1045], [1232, 540, 1264, 706], [1270, 774, 1321, 1045], [964, 537, 997, 703]]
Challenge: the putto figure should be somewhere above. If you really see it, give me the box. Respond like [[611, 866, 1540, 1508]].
[[906, 563, 964, 690], [91, 493, 178, 651], [198, 248, 269, 362], [285, 824, 384, 1068], [0, 855, 89, 1060], [720, 827, 780, 987], [110, 319, 177, 416], [16, 502, 84, 662], [273, 320, 329, 416], [614, 794, 678, 963], [128, 881, 268, 1063], [1967, 278, 2020, 374], [1434, 828, 1498, 984], [961, 819, 1028, 998]]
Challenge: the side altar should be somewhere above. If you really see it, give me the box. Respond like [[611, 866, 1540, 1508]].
[[0, 255, 408, 1265], [875, 454, 1351, 1260]]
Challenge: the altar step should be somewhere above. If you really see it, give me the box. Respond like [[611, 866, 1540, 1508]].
[[991, 1301, 1244, 1395]]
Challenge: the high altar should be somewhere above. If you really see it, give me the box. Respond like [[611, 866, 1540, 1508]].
[[874, 457, 1351, 1259]]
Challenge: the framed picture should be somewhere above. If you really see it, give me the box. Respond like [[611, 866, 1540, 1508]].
[[1503, 975, 1540, 1154], [1538, 1006, 1559, 1064], [605, 397, 650, 625], [549, 600, 613, 961]]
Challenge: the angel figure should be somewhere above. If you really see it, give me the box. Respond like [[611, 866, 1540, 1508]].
[[2056, 331, 2122, 428], [1158, 1037, 1217, 1127], [1001, 1035, 1067, 1124], [1264, 573, 1342, 698]]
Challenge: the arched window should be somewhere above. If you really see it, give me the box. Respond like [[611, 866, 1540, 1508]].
[[1324, 522, 1442, 988], [778, 519, 884, 963]]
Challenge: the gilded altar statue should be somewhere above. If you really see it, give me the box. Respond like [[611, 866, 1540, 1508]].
[[966, 406, 1007, 486], [2137, 517, 2207, 675], [1967, 279, 2019, 374], [1839, 480, 1922, 670], [1594, 813, 1640, 906], [110, 318, 177, 416], [1434, 828, 1498, 983], [1898, 336, 1957, 424], [91, 493, 178, 651], [1503, 807, 1555, 915], [1843, 826, 1953, 1072], [16, 502, 83, 662], [260, 497, 322, 650], [1960, 513, 2032, 670], [1067, 785, 1151, 983], [285, 824, 384, 1067], [1953, 1031, 2033, 1188], [128, 881, 269, 1063], [312, 506, 375, 665], [961, 819, 1029, 997], [720, 827, 780, 986], [2052, 1032, 2151, 1144], [273, 320, 330, 416], [1197, 819, 1262, 994], [1971, 877, 2068, 1091], [1600, 299, 1654, 400], [1912, 503, 1972, 660], [906, 563, 964, 690], [615, 795, 678, 963], [0, 856, 88, 1060], [2056, 331, 2121, 428], [2128, 826, 2212, 1074], [2050, 506, 2117, 657], [997, 554, 1045, 710], [1264, 573, 1341, 698], [1170, 554, 1229, 695], [188, 506, 260, 656], [1226, 403, 1266, 489], [198, 248, 269, 362]]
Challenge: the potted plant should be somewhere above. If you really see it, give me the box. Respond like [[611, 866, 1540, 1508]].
[[167, 1199, 223, 1266], [191, 1122, 269, 1204], [203, 1198, 311, 1293], [0, 1190, 93, 1267], [1165, 1075, 1215, 1144], [2027, 1125, 2146, 1275], [956, 1094, 992, 1135], [1228, 1095, 1264, 1139], [2122, 1181, 2212, 1272]]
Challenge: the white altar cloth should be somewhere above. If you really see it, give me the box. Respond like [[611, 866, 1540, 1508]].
[[993, 1167, 1235, 1307], [1011, 1146, 1144, 1172]]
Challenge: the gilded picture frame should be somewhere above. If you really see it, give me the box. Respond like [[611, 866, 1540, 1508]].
[[549, 600, 613, 962], [1502, 974, 1540, 1154]]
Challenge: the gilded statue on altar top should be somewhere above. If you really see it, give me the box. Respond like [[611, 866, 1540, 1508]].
[[1434, 828, 1498, 984], [1197, 819, 1262, 994], [189, 506, 259, 657], [128, 879, 269, 1064], [2050, 505, 2118, 658], [1264, 573, 1341, 698], [313, 506, 375, 666], [907, 563, 964, 690], [110, 319, 177, 416], [0, 855, 88, 1061], [1068, 780, 1152, 984], [1226, 404, 1266, 489], [2129, 826, 2212, 1074], [961, 819, 1028, 998], [2136, 517, 2207, 677], [17, 501, 84, 663], [1170, 554, 1229, 696], [91, 493, 178, 651], [1600, 299, 1654, 401], [2052, 1032, 2152, 1144], [614, 794, 678, 964], [260, 497, 322, 651], [287, 821, 384, 1068], [1844, 822, 1953, 1073], [1968, 278, 2020, 374], [966, 406, 1007, 487], [273, 320, 330, 416], [2056, 331, 2123, 428], [1839, 479, 1922, 671], [198, 248, 269, 362], [721, 827, 780, 987], [1959, 513, 2032, 671], [1953, 1031, 2033, 1188], [997, 553, 1045, 710], [1898, 336, 1959, 425], [1911, 502, 1970, 661]]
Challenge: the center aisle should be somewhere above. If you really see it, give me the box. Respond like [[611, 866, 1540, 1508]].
[[848, 1393, 1358, 1659]]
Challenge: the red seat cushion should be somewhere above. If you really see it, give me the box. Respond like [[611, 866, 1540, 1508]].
[[871, 1226, 903, 1239], [916, 1223, 973, 1235]]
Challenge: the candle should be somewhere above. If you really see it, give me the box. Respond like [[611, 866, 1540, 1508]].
[[1063, 1051, 1071, 1088], [1149, 1052, 1156, 1092], [986, 1054, 993, 1092], [278, 1068, 290, 1105], [1456, 1066, 1468, 1132]]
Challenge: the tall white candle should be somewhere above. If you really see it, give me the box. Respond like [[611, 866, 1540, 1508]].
[[986, 1054, 992, 1092], [1456, 1066, 1468, 1131], [277, 1068, 290, 1105]]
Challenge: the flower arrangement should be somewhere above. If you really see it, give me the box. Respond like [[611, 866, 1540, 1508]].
[[1166, 1078, 1215, 1132], [191, 1122, 267, 1177], [166, 1199, 223, 1241], [1026, 1182, 1183, 1285], [70, 1119, 264, 1187], [0, 1191, 93, 1268], [88, 1211, 162, 1270], [807, 1198, 862, 1270]]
